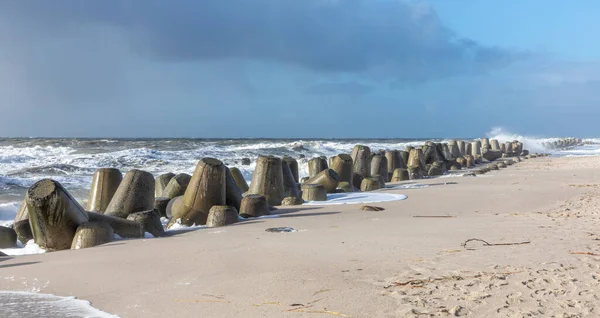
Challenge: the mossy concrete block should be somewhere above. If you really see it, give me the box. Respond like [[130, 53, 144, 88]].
[[161, 173, 191, 199], [248, 156, 285, 207], [330, 154, 354, 184], [175, 158, 226, 227], [104, 169, 155, 219], [206, 206, 239, 227], [301, 184, 327, 201], [26, 179, 89, 251], [360, 177, 381, 192], [308, 157, 328, 178], [127, 210, 165, 237], [86, 168, 123, 213], [229, 167, 249, 193], [239, 194, 270, 218], [155, 172, 175, 198], [304, 169, 340, 193], [71, 222, 114, 250], [88, 211, 143, 238], [225, 167, 243, 211]]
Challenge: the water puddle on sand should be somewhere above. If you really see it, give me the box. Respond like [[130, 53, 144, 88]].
[[303, 192, 407, 206], [0, 291, 118, 318]]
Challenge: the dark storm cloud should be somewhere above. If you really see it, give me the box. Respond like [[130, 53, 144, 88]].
[[1, 0, 519, 83]]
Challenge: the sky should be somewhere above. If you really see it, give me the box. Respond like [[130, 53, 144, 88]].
[[0, 0, 599, 138]]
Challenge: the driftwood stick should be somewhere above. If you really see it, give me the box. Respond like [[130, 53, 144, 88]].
[[462, 238, 530, 249], [569, 251, 600, 256], [413, 215, 456, 218]]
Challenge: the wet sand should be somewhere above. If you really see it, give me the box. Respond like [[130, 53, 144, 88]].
[[1, 156, 600, 317]]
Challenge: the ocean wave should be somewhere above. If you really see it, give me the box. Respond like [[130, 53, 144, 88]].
[[486, 127, 560, 153], [0, 136, 598, 204]]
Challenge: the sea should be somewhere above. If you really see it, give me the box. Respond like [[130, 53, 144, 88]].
[[1, 132, 599, 227]]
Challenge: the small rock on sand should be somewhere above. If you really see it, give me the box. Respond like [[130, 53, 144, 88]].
[[361, 205, 385, 211], [265, 227, 297, 233]]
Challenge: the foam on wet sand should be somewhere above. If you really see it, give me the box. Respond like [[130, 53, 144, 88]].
[[0, 291, 118, 318]]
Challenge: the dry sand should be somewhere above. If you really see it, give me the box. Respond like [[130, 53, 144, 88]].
[[1, 156, 600, 317]]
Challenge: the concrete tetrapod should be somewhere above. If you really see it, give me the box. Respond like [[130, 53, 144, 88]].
[[428, 164, 443, 176], [330, 154, 354, 185], [448, 141, 462, 158], [370, 155, 388, 183], [336, 181, 354, 193], [481, 138, 491, 150], [422, 144, 440, 165], [281, 161, 301, 199], [465, 143, 472, 158], [88, 212, 143, 238], [26, 179, 89, 251], [155, 172, 175, 198], [385, 150, 405, 181], [372, 174, 386, 188], [239, 194, 270, 218], [470, 141, 481, 157], [229, 167, 249, 193], [457, 141, 466, 156], [351, 145, 371, 189], [104, 169, 155, 219], [0, 226, 17, 248], [407, 149, 425, 171], [161, 173, 191, 199], [408, 168, 423, 180], [154, 197, 171, 218], [86, 168, 123, 213], [282, 156, 300, 183], [482, 148, 503, 161], [301, 184, 327, 201], [71, 222, 114, 250], [248, 156, 286, 207], [505, 142, 513, 154], [391, 168, 409, 182], [12, 199, 33, 245], [304, 169, 340, 193], [308, 157, 328, 178], [399, 151, 409, 168], [490, 139, 501, 150], [225, 167, 244, 211], [206, 206, 239, 227], [360, 177, 381, 192], [165, 196, 184, 219], [170, 158, 227, 227], [465, 155, 475, 168], [127, 210, 165, 237], [282, 196, 304, 206]]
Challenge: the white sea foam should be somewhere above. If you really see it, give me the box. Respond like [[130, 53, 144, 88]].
[[0, 291, 119, 318], [0, 240, 46, 256], [165, 218, 205, 232], [303, 193, 407, 205], [486, 127, 559, 153]]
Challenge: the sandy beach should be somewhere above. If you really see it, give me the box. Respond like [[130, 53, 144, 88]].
[[1, 155, 600, 317]]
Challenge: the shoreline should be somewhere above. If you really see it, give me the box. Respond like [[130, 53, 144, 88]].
[[2, 155, 600, 317]]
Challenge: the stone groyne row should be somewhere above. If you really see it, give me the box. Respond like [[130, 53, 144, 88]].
[[0, 138, 544, 254]]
